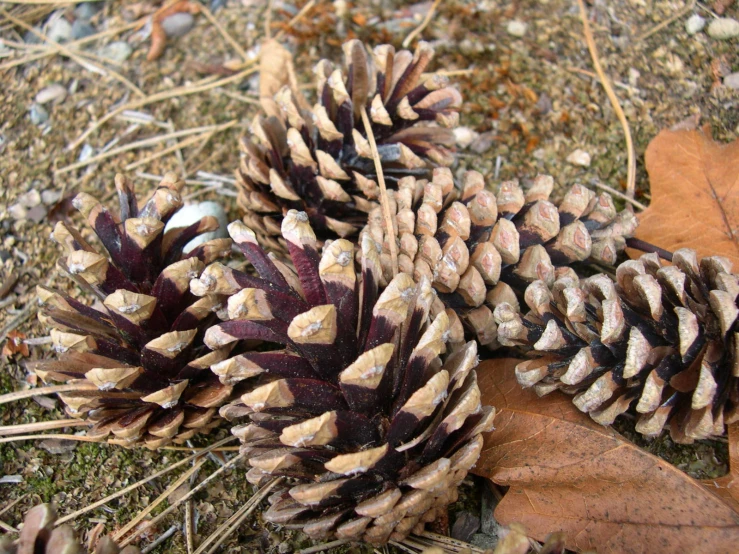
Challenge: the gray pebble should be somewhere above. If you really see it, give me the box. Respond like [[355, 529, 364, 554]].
[[47, 18, 73, 43], [685, 14, 705, 35], [724, 73, 739, 90], [35, 84, 67, 105], [29, 103, 49, 125], [470, 132, 496, 155], [72, 19, 96, 40], [24, 28, 43, 44], [210, 0, 228, 12], [74, 1, 104, 20], [26, 205, 48, 224], [707, 18, 739, 40], [99, 41, 133, 63], [161, 12, 195, 38], [451, 512, 480, 542], [42, 189, 62, 206], [40, 438, 78, 455]]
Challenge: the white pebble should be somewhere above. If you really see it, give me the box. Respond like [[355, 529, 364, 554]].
[[453, 127, 479, 149], [685, 14, 705, 35], [506, 20, 528, 38], [707, 18, 739, 40], [566, 149, 591, 168], [165, 201, 229, 253], [724, 73, 739, 90], [35, 84, 67, 105]]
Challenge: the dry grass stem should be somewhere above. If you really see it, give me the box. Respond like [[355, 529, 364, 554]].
[[123, 129, 215, 171], [200, 3, 248, 61], [0, 382, 98, 404], [112, 460, 207, 542], [214, 88, 261, 106], [360, 105, 398, 276], [298, 539, 351, 554], [591, 180, 648, 210], [68, 65, 256, 152], [576, 0, 636, 198], [0, 419, 87, 436], [141, 525, 178, 554], [55, 436, 238, 525], [402, 0, 443, 48], [274, 0, 315, 41]]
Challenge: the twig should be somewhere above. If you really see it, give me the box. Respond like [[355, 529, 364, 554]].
[[124, 129, 220, 171], [625, 238, 674, 261], [0, 383, 98, 405], [0, 8, 145, 97], [0, 494, 27, 519], [0, 303, 36, 347], [402, 0, 443, 48], [590, 180, 648, 210], [0, 419, 87, 436], [200, 3, 249, 62], [566, 67, 639, 93], [214, 88, 261, 106], [57, 121, 237, 174], [68, 66, 257, 152], [360, 106, 398, 277], [0, 520, 17, 534], [576, 0, 636, 198], [275, 0, 316, 41], [299, 540, 351, 554], [141, 525, 178, 554], [55, 436, 237, 525], [637, 0, 697, 42], [112, 460, 206, 541]]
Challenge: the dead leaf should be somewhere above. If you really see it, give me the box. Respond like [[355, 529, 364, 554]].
[[703, 423, 739, 512], [474, 359, 739, 554], [259, 39, 294, 118], [3, 331, 29, 357], [636, 128, 739, 266]]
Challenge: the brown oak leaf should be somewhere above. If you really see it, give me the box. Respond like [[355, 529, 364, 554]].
[[474, 359, 739, 554], [636, 127, 739, 266]]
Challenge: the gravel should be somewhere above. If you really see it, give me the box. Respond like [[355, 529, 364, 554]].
[[566, 149, 592, 167], [506, 20, 528, 37], [685, 14, 705, 35], [161, 13, 196, 38], [99, 41, 133, 63], [29, 103, 49, 125], [724, 73, 739, 90], [72, 19, 96, 40], [707, 17, 739, 39], [35, 84, 67, 105], [46, 17, 73, 43]]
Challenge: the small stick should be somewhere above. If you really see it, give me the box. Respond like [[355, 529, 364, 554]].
[[0, 493, 27, 519], [0, 383, 98, 405], [112, 460, 206, 541], [625, 238, 674, 261], [200, 3, 249, 62], [360, 106, 398, 277], [0, 419, 87, 436], [590, 180, 648, 210], [57, 121, 238, 174], [576, 0, 636, 198], [56, 436, 237, 526], [402, 0, 443, 48], [637, 0, 697, 42], [214, 88, 261, 106], [299, 540, 351, 554], [141, 525, 178, 554], [68, 66, 256, 152], [0, 520, 17, 534], [566, 67, 638, 93], [275, 0, 316, 41]]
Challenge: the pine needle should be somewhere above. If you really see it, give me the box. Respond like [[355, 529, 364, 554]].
[[0, 383, 97, 404], [200, 3, 248, 62], [402, 0, 443, 48], [360, 105, 398, 277], [0, 419, 87, 436]]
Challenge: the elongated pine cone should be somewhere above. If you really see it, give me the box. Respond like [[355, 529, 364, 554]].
[[495, 249, 739, 443], [189, 210, 494, 545], [362, 168, 638, 349], [0, 504, 139, 554], [236, 39, 461, 251], [30, 173, 234, 449]]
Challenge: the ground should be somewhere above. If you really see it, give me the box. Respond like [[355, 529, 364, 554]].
[[0, 0, 737, 552]]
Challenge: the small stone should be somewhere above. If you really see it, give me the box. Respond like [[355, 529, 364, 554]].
[[685, 14, 705, 35], [99, 41, 133, 63], [23, 28, 42, 44], [8, 204, 27, 221], [47, 17, 73, 43], [74, 1, 104, 20], [707, 18, 739, 40], [470, 132, 496, 154], [536, 93, 552, 115], [78, 143, 95, 162], [29, 103, 49, 125], [506, 20, 527, 38], [453, 126, 479, 149], [566, 149, 591, 167], [35, 84, 67, 105], [724, 73, 739, 90], [26, 205, 48, 224], [17, 190, 41, 208], [40, 438, 78, 455], [72, 19, 96, 40], [165, 201, 228, 252], [42, 189, 62, 206], [210, 0, 229, 11], [161, 12, 195, 38], [452, 512, 480, 542]]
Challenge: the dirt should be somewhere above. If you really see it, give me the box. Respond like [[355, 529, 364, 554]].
[[0, 0, 737, 552]]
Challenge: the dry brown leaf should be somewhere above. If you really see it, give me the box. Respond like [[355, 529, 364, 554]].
[[259, 39, 294, 118], [636, 128, 739, 266], [2, 330, 29, 357], [474, 359, 739, 554], [703, 423, 739, 512]]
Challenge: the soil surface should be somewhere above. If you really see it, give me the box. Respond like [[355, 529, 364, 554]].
[[0, 1, 737, 552]]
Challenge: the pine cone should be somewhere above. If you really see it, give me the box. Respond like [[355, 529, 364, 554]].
[[190, 210, 494, 545], [0, 504, 139, 554], [236, 39, 461, 251], [494, 249, 739, 443], [30, 174, 234, 449], [362, 168, 638, 349]]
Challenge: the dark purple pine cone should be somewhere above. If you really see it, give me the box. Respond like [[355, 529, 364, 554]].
[[495, 249, 739, 443], [30, 173, 233, 449], [235, 39, 462, 252], [190, 210, 494, 545]]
